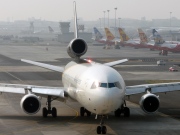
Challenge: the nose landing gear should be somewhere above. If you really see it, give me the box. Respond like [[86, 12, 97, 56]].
[[97, 115, 107, 134]]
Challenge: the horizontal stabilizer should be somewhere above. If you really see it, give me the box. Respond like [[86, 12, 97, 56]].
[[104, 59, 128, 67], [21, 59, 64, 72]]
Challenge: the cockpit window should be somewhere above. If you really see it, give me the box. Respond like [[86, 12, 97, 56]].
[[108, 83, 115, 88], [114, 82, 122, 89], [100, 83, 107, 88], [91, 81, 122, 89], [91, 81, 99, 89]]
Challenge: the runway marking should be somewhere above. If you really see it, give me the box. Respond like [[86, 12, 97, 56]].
[[64, 103, 79, 117], [3, 71, 24, 83]]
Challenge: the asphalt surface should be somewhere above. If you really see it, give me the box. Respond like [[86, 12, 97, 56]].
[[0, 43, 179, 134]]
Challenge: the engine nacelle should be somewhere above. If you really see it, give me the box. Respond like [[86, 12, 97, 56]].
[[20, 94, 41, 115], [139, 93, 160, 114], [67, 38, 88, 58]]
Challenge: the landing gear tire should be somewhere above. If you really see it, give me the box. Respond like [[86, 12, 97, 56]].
[[102, 126, 107, 134], [80, 107, 85, 116], [96, 126, 107, 134], [114, 108, 122, 117], [86, 109, 91, 117], [52, 107, 57, 118], [97, 126, 101, 134], [124, 107, 130, 117], [80, 107, 91, 116], [43, 107, 48, 118], [42, 96, 58, 118]]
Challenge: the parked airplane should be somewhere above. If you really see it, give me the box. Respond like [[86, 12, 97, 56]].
[[118, 28, 140, 47], [104, 27, 120, 45], [152, 29, 180, 54], [137, 28, 155, 50], [92, 27, 106, 44], [0, 2, 180, 134], [93, 27, 120, 46]]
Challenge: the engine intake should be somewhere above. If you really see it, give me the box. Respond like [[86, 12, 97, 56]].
[[139, 93, 160, 113], [20, 94, 41, 115], [67, 38, 87, 58]]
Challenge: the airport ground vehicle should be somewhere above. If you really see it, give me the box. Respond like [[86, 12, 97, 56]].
[[159, 50, 168, 56], [157, 60, 166, 66], [169, 67, 178, 72]]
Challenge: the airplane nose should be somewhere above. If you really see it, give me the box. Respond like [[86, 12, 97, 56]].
[[94, 88, 123, 114]]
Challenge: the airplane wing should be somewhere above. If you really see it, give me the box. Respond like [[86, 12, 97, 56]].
[[125, 82, 180, 96], [0, 83, 66, 100], [21, 59, 64, 72], [104, 59, 128, 67]]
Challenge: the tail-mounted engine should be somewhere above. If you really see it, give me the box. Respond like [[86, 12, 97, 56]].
[[139, 93, 160, 113], [67, 38, 88, 58], [20, 94, 41, 115]]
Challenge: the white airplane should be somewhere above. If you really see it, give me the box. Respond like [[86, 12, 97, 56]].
[[0, 2, 180, 135]]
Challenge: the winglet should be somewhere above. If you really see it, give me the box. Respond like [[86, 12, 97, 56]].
[[73, 1, 78, 38]]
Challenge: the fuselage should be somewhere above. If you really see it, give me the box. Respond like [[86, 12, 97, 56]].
[[62, 60, 125, 115]]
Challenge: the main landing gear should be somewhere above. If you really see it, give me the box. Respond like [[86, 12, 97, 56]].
[[43, 96, 57, 118], [97, 115, 107, 134], [80, 107, 91, 116], [114, 101, 130, 117]]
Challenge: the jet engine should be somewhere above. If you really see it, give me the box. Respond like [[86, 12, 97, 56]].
[[67, 38, 88, 58], [20, 94, 41, 115], [139, 93, 160, 113]]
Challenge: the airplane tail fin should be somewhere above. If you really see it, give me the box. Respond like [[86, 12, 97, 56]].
[[93, 27, 103, 40], [104, 28, 115, 41], [118, 28, 130, 41], [138, 28, 148, 44], [48, 26, 54, 33], [152, 29, 164, 44], [73, 1, 78, 38]]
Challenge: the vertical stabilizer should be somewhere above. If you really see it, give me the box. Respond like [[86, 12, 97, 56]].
[[73, 1, 78, 38], [138, 28, 148, 44], [152, 29, 164, 44], [94, 27, 103, 40], [104, 28, 115, 41], [118, 28, 130, 41]]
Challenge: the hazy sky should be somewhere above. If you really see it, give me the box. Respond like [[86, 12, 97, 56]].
[[1, 0, 179, 21]]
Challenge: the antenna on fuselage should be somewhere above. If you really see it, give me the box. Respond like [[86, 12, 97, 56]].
[[73, 1, 78, 38]]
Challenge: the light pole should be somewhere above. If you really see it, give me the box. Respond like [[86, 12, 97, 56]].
[[118, 18, 121, 27], [170, 12, 172, 28], [107, 10, 110, 28], [114, 7, 117, 37], [99, 18, 101, 29], [103, 11, 106, 27]]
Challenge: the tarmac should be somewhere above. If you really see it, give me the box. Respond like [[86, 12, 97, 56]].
[[0, 43, 179, 134]]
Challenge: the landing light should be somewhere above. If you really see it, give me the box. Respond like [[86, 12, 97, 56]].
[[87, 59, 92, 63]]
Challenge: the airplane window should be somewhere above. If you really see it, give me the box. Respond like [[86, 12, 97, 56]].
[[108, 83, 115, 88], [100, 83, 107, 88], [114, 82, 122, 89]]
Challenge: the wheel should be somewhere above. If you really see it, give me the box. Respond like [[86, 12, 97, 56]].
[[124, 107, 130, 117], [86, 110, 91, 117], [80, 107, 85, 116], [102, 126, 107, 134], [97, 126, 101, 134], [114, 108, 121, 117], [43, 107, 48, 118], [52, 107, 57, 118]]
